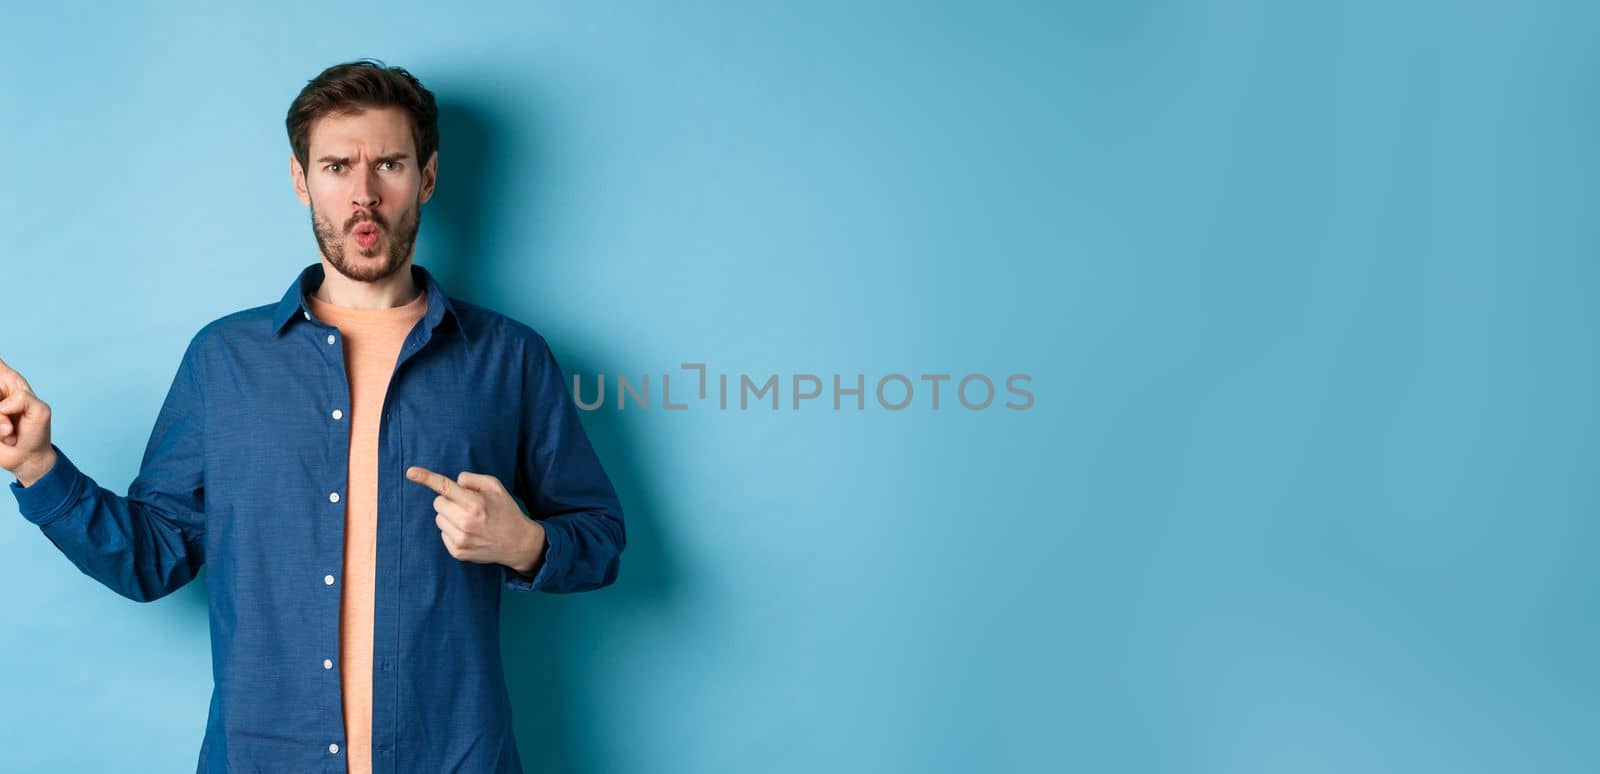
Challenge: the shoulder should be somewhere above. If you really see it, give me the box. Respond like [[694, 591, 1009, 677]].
[[180, 303, 279, 363], [446, 299, 575, 389], [198, 303, 276, 338], [446, 296, 552, 356]]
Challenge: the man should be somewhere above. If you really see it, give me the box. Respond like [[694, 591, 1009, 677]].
[[0, 59, 625, 773]]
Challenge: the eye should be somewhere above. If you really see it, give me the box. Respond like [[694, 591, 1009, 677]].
[[381, 160, 401, 171], [326, 163, 343, 173]]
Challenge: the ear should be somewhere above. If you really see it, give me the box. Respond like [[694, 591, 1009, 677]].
[[418, 150, 438, 205], [290, 153, 311, 206]]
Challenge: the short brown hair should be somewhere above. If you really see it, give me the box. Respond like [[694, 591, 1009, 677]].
[[285, 58, 439, 174]]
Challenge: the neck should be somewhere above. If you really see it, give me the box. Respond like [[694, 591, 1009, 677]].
[[313, 257, 421, 309]]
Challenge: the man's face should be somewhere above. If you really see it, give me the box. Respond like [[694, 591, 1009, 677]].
[[291, 105, 437, 283]]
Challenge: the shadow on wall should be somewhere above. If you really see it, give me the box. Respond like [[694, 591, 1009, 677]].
[[426, 91, 679, 773]]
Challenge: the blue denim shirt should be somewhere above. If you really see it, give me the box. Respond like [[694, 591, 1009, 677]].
[[8, 262, 626, 773]]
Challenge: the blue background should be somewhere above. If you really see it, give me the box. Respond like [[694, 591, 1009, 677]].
[[2, 1, 1595, 771]]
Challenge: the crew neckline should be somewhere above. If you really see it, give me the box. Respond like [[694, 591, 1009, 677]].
[[306, 287, 428, 320]]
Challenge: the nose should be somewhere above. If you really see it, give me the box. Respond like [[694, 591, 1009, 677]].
[[350, 166, 380, 209]]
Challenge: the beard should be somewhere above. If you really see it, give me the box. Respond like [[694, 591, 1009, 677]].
[[309, 195, 423, 283]]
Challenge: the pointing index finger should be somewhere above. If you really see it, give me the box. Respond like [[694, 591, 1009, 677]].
[[406, 466, 460, 500]]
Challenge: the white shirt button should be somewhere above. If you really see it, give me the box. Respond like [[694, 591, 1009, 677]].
[[302, 310, 310, 320], [323, 658, 333, 669], [329, 743, 340, 754], [331, 409, 343, 420], [326, 333, 336, 345], [324, 574, 335, 585], [329, 491, 340, 503]]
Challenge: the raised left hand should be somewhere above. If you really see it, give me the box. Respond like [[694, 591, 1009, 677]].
[[406, 465, 547, 575]]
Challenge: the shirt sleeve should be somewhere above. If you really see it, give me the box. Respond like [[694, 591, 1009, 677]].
[[8, 336, 207, 603], [504, 333, 625, 594]]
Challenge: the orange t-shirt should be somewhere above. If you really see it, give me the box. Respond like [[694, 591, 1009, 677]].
[[305, 286, 428, 774]]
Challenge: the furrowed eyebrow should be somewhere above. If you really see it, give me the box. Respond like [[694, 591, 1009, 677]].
[[316, 153, 410, 165]]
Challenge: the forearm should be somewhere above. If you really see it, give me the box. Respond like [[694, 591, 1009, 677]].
[[528, 507, 624, 593], [10, 445, 205, 603]]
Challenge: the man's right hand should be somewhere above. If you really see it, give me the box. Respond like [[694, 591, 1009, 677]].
[[0, 356, 57, 488]]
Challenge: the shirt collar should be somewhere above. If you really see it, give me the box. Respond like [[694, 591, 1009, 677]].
[[271, 262, 467, 342]]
